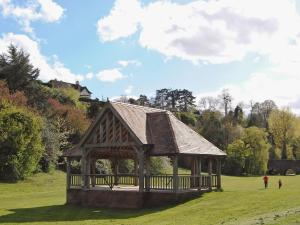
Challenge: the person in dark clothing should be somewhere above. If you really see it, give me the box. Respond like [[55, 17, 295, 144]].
[[279, 179, 282, 189], [263, 175, 269, 189]]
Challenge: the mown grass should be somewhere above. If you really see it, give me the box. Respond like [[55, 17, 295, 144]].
[[0, 171, 300, 225]]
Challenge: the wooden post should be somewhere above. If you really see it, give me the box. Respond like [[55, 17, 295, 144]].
[[217, 158, 222, 190], [208, 158, 212, 191], [113, 159, 119, 185], [66, 158, 71, 190], [138, 150, 145, 192], [81, 148, 86, 189], [173, 155, 179, 192], [197, 157, 202, 191], [191, 157, 198, 188], [145, 154, 151, 191], [91, 159, 96, 187], [134, 159, 138, 186], [85, 152, 91, 189]]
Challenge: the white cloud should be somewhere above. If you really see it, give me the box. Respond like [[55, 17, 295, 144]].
[[99, 0, 300, 112], [0, 33, 84, 83], [118, 59, 141, 67], [96, 68, 126, 82], [196, 72, 300, 114], [97, 0, 142, 41], [85, 72, 93, 79], [124, 85, 133, 95], [0, 0, 64, 34], [97, 0, 300, 64]]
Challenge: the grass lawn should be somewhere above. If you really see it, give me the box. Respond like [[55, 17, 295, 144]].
[[0, 171, 300, 225]]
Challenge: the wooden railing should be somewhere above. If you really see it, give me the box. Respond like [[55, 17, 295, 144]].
[[178, 174, 217, 189], [70, 174, 82, 187], [69, 174, 218, 190], [212, 174, 217, 188], [118, 174, 137, 185], [149, 175, 173, 190], [89, 174, 137, 189]]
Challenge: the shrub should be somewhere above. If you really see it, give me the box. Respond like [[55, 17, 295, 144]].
[[285, 169, 296, 176], [150, 157, 172, 175], [0, 106, 44, 181]]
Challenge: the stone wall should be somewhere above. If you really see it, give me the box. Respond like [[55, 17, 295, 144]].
[[268, 160, 300, 175], [67, 189, 203, 209]]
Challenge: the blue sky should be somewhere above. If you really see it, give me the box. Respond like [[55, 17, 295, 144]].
[[1, 0, 300, 112]]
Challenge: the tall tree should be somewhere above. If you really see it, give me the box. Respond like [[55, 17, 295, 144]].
[[178, 89, 196, 112], [166, 89, 180, 110], [226, 127, 270, 175], [198, 96, 219, 112], [268, 108, 296, 159], [260, 100, 277, 128], [0, 45, 39, 91], [233, 105, 244, 126], [198, 110, 224, 149], [154, 88, 170, 109], [218, 89, 233, 116], [137, 95, 150, 106]]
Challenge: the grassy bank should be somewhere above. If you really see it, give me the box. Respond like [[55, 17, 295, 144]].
[[0, 171, 299, 225]]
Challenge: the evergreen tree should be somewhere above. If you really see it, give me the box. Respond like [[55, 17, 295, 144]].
[[0, 44, 39, 91]]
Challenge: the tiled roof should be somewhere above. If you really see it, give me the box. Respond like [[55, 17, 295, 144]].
[[64, 102, 226, 157]]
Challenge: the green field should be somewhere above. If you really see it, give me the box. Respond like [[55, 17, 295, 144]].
[[0, 171, 300, 225]]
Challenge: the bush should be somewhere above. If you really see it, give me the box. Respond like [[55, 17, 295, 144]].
[[285, 169, 296, 176], [176, 112, 197, 126], [39, 120, 60, 172], [0, 106, 44, 181], [150, 157, 172, 175], [118, 159, 134, 173]]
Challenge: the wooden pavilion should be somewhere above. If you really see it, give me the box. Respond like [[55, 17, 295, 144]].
[[63, 102, 226, 209]]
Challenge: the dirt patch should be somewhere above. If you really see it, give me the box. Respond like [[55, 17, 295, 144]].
[[224, 207, 300, 225]]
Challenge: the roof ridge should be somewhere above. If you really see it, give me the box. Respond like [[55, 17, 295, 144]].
[[166, 112, 180, 154], [111, 102, 166, 112]]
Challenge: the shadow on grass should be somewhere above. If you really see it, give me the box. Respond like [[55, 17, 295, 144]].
[[0, 203, 176, 223]]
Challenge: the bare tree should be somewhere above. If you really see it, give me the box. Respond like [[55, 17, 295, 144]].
[[218, 89, 233, 116], [198, 96, 219, 111]]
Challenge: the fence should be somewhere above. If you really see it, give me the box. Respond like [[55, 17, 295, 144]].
[[69, 174, 218, 190]]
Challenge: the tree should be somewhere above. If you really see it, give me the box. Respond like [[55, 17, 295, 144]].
[[128, 98, 137, 104], [197, 110, 224, 149], [176, 112, 197, 126], [268, 108, 296, 159], [166, 89, 180, 110], [87, 100, 103, 120], [225, 139, 248, 175], [247, 101, 264, 128], [154, 88, 170, 109], [40, 119, 60, 172], [225, 127, 270, 175], [218, 89, 233, 116], [137, 95, 150, 106], [0, 80, 28, 107], [178, 89, 196, 112], [247, 100, 277, 129], [242, 127, 270, 174], [0, 45, 39, 91], [233, 105, 244, 126], [47, 98, 90, 149], [198, 96, 219, 112], [260, 100, 277, 128], [0, 106, 44, 181]]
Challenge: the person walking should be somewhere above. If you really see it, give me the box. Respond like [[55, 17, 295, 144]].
[[263, 175, 269, 189], [279, 179, 282, 189]]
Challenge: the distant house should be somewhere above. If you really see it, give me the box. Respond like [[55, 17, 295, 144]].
[[48, 79, 92, 99]]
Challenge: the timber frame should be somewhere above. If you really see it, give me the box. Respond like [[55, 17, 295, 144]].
[[63, 102, 226, 209]]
